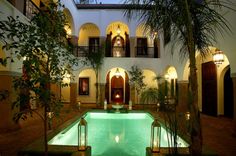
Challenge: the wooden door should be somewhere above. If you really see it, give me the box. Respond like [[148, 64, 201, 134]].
[[202, 61, 217, 116]]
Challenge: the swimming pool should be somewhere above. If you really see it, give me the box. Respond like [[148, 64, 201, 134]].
[[48, 112, 188, 156]]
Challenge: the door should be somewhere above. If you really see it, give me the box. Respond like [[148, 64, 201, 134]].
[[89, 37, 99, 53], [202, 61, 217, 116], [136, 38, 147, 55]]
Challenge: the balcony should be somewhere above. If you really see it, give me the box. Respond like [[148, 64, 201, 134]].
[[74, 46, 159, 58], [135, 47, 159, 58], [7, 0, 40, 19]]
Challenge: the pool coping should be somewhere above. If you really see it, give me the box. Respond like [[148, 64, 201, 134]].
[[18, 109, 216, 156]]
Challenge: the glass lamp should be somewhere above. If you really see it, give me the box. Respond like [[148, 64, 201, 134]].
[[150, 119, 161, 153], [78, 117, 87, 151], [115, 68, 121, 78], [213, 49, 224, 66]]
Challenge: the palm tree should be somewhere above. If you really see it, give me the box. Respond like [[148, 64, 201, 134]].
[[124, 0, 233, 155]]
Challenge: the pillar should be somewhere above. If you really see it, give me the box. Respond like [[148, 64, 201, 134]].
[[0, 71, 20, 132], [177, 80, 189, 113], [70, 82, 77, 105], [129, 37, 136, 57]]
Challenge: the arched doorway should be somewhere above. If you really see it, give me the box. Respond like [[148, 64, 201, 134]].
[[224, 67, 234, 118], [105, 68, 130, 104], [111, 76, 124, 103]]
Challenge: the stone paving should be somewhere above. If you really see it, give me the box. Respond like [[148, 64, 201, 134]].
[[0, 104, 236, 156]]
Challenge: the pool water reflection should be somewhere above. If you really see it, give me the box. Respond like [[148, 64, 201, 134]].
[[48, 112, 188, 156]]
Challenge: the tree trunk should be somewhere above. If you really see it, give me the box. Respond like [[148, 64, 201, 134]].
[[184, 0, 202, 155]]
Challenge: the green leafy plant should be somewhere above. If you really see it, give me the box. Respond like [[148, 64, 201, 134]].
[[0, 0, 78, 155], [82, 44, 105, 106], [124, 0, 234, 154], [129, 65, 146, 104]]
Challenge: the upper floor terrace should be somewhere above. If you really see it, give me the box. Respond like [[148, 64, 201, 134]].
[[4, 0, 162, 59]]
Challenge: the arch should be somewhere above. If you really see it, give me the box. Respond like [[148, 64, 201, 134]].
[[77, 68, 96, 103], [63, 8, 75, 36], [78, 23, 100, 46], [221, 66, 234, 118], [163, 66, 178, 97], [182, 46, 231, 115], [105, 67, 129, 104], [106, 21, 130, 40]]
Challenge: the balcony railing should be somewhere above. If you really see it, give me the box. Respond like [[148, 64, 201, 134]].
[[74, 46, 159, 58], [24, 0, 40, 19], [135, 47, 159, 58], [73, 46, 100, 57]]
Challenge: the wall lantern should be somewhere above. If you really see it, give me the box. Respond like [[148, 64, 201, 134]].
[[213, 49, 224, 66], [150, 119, 161, 153], [64, 25, 72, 38], [185, 111, 191, 120], [78, 117, 88, 151], [115, 68, 121, 78]]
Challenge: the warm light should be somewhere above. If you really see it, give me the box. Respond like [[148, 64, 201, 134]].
[[213, 49, 224, 66], [165, 74, 169, 80], [115, 68, 121, 78], [115, 135, 120, 143], [116, 25, 121, 35], [64, 25, 72, 37], [150, 119, 161, 153], [78, 117, 87, 151], [116, 37, 121, 45], [115, 93, 120, 98], [47, 111, 54, 119], [185, 112, 190, 120]]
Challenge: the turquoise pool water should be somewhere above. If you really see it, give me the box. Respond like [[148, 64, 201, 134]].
[[48, 112, 188, 156]]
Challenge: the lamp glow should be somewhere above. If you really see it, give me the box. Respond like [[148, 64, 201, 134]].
[[150, 119, 161, 153], [115, 68, 121, 78], [78, 117, 87, 151], [115, 135, 120, 143], [213, 49, 224, 66]]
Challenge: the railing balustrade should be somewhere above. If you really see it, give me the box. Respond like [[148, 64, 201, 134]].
[[24, 0, 40, 19], [74, 46, 159, 58]]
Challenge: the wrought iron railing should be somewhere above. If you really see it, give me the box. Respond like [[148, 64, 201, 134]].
[[135, 47, 159, 58], [24, 0, 40, 19], [73, 46, 100, 57], [74, 46, 159, 58]]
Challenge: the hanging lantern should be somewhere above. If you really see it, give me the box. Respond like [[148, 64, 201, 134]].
[[150, 119, 161, 153], [185, 111, 191, 120], [116, 24, 121, 35], [115, 68, 121, 78], [78, 117, 87, 151], [213, 49, 224, 66]]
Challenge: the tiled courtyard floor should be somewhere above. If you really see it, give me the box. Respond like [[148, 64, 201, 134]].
[[0, 104, 236, 156]]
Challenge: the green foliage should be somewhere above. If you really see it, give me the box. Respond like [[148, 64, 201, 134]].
[[129, 65, 146, 97], [140, 87, 159, 104], [83, 45, 105, 73], [0, 0, 78, 121], [0, 90, 9, 101], [82, 44, 105, 105], [124, 0, 234, 154]]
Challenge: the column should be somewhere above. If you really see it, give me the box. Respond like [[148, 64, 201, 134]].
[[0, 71, 20, 132], [177, 80, 189, 113]]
